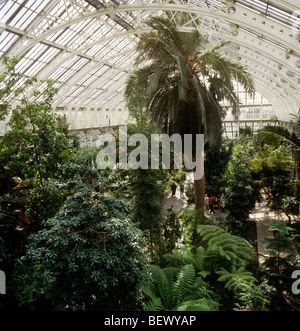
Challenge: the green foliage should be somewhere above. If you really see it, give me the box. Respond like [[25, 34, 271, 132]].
[[25, 179, 68, 222], [197, 225, 257, 270], [259, 220, 299, 259], [12, 183, 147, 311], [161, 209, 182, 255], [0, 236, 6, 263], [184, 181, 195, 204], [161, 224, 260, 310], [216, 266, 258, 290], [204, 140, 233, 195], [125, 16, 254, 147], [143, 264, 220, 311], [0, 80, 73, 185], [232, 280, 276, 311], [260, 125, 300, 150], [258, 220, 300, 310], [223, 143, 255, 225], [179, 204, 205, 249], [0, 55, 22, 120], [125, 75, 151, 131], [250, 144, 296, 221]]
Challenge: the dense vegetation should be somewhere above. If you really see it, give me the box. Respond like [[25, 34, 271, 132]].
[[0, 49, 300, 312]]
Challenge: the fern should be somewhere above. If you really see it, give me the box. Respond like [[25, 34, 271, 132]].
[[197, 225, 257, 270], [216, 266, 258, 290], [144, 297, 164, 311], [176, 298, 220, 311], [143, 264, 219, 311]]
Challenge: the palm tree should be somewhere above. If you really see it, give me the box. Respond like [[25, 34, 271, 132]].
[[125, 15, 254, 214]]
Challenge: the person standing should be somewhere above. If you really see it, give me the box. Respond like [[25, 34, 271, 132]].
[[171, 181, 177, 198], [179, 181, 185, 198], [204, 194, 209, 211], [209, 195, 216, 214]]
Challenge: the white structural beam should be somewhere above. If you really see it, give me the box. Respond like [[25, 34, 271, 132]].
[[5, 2, 299, 58], [0, 0, 299, 130]]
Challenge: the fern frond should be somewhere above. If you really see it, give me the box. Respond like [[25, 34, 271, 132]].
[[149, 265, 174, 309], [198, 225, 257, 269], [173, 264, 196, 302], [176, 298, 220, 311], [144, 297, 164, 311], [216, 266, 258, 290]]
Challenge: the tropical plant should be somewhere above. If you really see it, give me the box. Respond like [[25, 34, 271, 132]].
[[232, 280, 276, 311], [178, 204, 205, 249], [12, 182, 148, 311], [216, 266, 258, 290], [259, 219, 300, 272], [125, 15, 254, 214], [197, 225, 257, 270], [250, 144, 296, 224], [223, 143, 255, 227], [259, 123, 300, 215], [163, 224, 257, 273], [260, 125, 300, 150], [143, 264, 220, 311], [0, 55, 22, 120], [259, 219, 300, 310]]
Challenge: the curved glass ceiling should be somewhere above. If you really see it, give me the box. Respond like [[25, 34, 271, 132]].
[[0, 0, 299, 130]]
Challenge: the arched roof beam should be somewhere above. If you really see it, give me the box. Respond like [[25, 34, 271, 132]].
[[6, 2, 299, 59]]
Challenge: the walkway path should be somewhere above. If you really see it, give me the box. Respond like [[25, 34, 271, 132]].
[[249, 197, 274, 265], [161, 184, 188, 216], [161, 185, 274, 265]]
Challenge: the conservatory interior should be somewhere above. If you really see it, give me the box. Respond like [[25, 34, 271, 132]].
[[0, 0, 300, 312]]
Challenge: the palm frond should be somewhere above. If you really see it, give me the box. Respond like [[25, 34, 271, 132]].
[[260, 125, 300, 150], [148, 16, 185, 55]]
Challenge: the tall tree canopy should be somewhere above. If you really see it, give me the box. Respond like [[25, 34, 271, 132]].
[[125, 15, 254, 210]]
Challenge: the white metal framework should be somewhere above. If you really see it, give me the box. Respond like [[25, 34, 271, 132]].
[[0, 0, 299, 133]]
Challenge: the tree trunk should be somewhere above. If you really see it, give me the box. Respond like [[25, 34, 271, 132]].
[[194, 172, 205, 219]]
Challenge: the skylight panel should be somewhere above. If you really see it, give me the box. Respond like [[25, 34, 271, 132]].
[[60, 96, 74, 105], [9, 7, 32, 29], [53, 28, 78, 46], [27, 0, 45, 12], [105, 91, 118, 102], [25, 43, 48, 60], [85, 43, 108, 57], [0, 1, 20, 24], [50, 67, 67, 81], [77, 74, 98, 87], [24, 60, 46, 76], [56, 68, 76, 82], [100, 79, 115, 90], [15, 57, 34, 74], [71, 57, 89, 71], [38, 47, 60, 63], [67, 86, 85, 98], [90, 64, 110, 77], [111, 71, 126, 81], [0, 31, 19, 53]]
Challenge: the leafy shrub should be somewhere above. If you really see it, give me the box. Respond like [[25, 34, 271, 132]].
[[12, 184, 148, 311]]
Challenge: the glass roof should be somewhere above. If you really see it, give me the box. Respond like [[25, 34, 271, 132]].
[[0, 0, 299, 127]]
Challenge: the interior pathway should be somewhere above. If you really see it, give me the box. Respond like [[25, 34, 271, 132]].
[[162, 184, 275, 265], [249, 197, 274, 265]]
